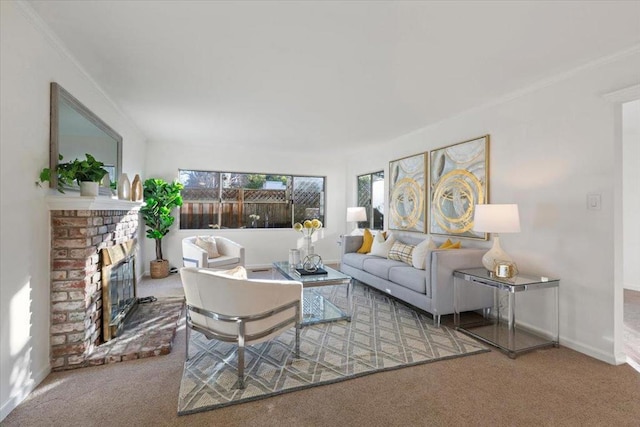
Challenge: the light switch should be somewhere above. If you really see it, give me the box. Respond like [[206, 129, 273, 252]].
[[587, 193, 601, 210]]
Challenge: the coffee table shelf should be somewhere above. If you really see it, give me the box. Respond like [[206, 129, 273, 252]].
[[272, 261, 353, 326]]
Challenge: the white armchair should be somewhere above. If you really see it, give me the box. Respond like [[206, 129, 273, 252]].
[[180, 267, 303, 389], [182, 236, 245, 269]]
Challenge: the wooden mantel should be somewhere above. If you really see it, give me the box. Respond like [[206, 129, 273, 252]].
[[46, 194, 144, 211]]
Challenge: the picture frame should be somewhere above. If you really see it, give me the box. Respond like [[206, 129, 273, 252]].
[[429, 135, 489, 240], [388, 152, 427, 233]]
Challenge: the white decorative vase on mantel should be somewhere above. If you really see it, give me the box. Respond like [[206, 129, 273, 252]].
[[79, 181, 99, 197], [117, 173, 131, 200]]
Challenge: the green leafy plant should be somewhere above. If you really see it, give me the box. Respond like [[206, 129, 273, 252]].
[[38, 153, 109, 193], [140, 178, 184, 261]]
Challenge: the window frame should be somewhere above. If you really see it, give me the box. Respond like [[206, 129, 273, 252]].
[[357, 170, 384, 230], [178, 169, 327, 230]]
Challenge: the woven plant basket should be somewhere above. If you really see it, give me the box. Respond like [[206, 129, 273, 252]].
[[150, 259, 169, 279]]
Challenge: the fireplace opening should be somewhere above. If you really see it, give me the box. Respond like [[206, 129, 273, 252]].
[[101, 239, 138, 341]]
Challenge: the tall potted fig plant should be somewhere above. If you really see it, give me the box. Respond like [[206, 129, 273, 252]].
[[140, 178, 184, 278]]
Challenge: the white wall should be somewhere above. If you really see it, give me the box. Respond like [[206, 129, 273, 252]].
[[346, 51, 640, 364], [0, 1, 147, 420], [623, 100, 640, 291], [142, 141, 348, 272]]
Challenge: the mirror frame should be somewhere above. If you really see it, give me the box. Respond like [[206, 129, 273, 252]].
[[50, 82, 123, 193]]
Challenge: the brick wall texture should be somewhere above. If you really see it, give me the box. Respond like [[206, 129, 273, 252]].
[[50, 209, 139, 370]]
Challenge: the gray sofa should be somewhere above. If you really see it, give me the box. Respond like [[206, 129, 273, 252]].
[[340, 234, 492, 326]]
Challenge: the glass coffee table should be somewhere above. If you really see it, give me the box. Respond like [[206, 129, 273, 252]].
[[272, 261, 353, 326]]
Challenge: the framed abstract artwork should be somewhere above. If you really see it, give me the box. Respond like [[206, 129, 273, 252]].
[[429, 135, 489, 240], [389, 153, 427, 232]]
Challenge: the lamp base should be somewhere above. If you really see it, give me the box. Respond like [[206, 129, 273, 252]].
[[482, 235, 513, 271]]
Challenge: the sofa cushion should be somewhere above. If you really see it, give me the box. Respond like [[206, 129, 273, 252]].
[[388, 266, 427, 294], [362, 258, 405, 280], [342, 252, 379, 270]]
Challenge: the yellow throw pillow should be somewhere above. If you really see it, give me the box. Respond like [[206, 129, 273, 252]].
[[357, 229, 374, 253], [439, 239, 461, 249], [439, 239, 453, 249]]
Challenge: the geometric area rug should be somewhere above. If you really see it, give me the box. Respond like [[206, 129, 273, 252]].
[[177, 282, 488, 415]]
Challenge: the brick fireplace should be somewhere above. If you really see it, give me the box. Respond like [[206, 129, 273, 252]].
[[47, 196, 142, 370]]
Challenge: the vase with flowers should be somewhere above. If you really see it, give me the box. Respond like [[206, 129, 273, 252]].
[[249, 214, 260, 228], [293, 218, 323, 258]]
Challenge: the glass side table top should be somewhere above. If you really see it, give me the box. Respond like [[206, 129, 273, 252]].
[[453, 267, 559, 292]]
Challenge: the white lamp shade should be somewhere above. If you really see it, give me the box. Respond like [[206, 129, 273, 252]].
[[346, 207, 367, 222], [472, 204, 521, 233]]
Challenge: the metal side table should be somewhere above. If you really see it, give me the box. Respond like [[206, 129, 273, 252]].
[[453, 268, 559, 358]]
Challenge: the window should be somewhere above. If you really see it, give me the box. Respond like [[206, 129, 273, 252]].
[[357, 171, 384, 230], [179, 170, 326, 229]]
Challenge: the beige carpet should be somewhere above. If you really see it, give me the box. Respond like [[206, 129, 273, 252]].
[[3, 273, 640, 426]]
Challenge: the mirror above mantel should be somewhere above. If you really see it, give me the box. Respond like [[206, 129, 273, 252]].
[[49, 82, 123, 195]]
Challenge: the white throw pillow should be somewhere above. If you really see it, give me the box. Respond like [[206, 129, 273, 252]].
[[195, 236, 220, 258], [412, 237, 437, 269], [369, 232, 396, 258], [212, 266, 247, 280]]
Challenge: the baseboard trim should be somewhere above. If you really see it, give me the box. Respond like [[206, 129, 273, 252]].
[[560, 337, 618, 365], [0, 364, 51, 422], [495, 317, 619, 365], [623, 283, 640, 292]]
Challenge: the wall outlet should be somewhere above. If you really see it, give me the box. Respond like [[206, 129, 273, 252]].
[[587, 193, 601, 210]]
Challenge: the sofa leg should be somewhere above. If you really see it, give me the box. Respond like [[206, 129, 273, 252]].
[[433, 314, 441, 327]]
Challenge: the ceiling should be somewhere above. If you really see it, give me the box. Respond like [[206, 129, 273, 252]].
[[27, 1, 640, 152]]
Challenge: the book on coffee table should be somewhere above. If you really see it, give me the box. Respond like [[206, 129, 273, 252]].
[[295, 267, 328, 276]]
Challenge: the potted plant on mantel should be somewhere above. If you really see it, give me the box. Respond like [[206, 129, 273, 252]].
[[140, 178, 184, 279], [39, 153, 109, 197]]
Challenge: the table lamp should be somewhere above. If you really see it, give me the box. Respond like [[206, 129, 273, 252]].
[[346, 207, 367, 234], [472, 204, 521, 271]]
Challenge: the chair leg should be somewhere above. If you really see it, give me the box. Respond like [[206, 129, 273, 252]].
[[185, 323, 190, 361], [295, 303, 300, 357], [238, 321, 245, 389], [433, 314, 441, 327]]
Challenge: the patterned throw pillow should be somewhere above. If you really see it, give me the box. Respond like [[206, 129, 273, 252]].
[[195, 236, 220, 258], [388, 241, 415, 265]]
